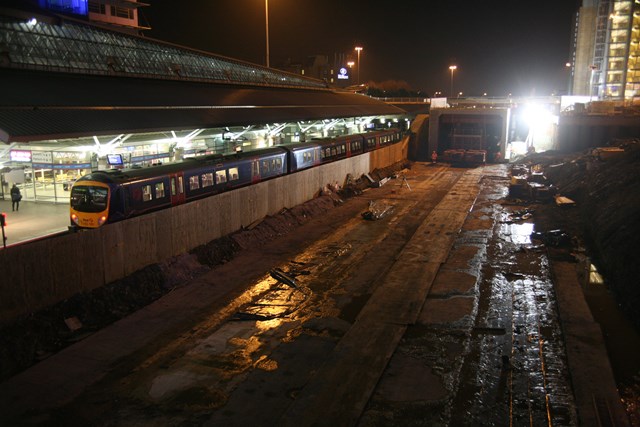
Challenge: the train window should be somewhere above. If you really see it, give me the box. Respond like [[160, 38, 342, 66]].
[[262, 160, 269, 173], [229, 167, 239, 181], [331, 147, 337, 156], [202, 172, 214, 187], [70, 186, 108, 212], [155, 182, 165, 198], [142, 185, 153, 202], [178, 176, 184, 194], [276, 158, 282, 169], [252, 161, 259, 176], [216, 170, 227, 184], [189, 175, 200, 190], [171, 178, 176, 196]]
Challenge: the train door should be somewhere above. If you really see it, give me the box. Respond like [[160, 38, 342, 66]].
[[251, 159, 261, 183], [170, 172, 185, 205]]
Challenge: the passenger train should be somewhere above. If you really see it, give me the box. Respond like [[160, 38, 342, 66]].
[[70, 128, 403, 228]]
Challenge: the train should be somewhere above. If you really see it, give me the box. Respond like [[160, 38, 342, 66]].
[[69, 128, 403, 229]]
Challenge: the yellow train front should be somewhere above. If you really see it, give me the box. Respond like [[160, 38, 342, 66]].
[[69, 176, 113, 228]]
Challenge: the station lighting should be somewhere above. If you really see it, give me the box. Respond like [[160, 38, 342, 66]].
[[449, 65, 457, 98], [355, 46, 363, 84], [265, 0, 270, 67]]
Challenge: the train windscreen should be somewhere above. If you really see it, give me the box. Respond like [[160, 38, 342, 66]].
[[70, 186, 108, 213]]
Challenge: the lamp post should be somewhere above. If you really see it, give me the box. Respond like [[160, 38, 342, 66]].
[[355, 46, 363, 85], [265, 0, 270, 68], [449, 65, 457, 98]]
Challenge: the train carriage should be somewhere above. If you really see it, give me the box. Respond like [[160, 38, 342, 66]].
[[364, 128, 402, 152], [70, 129, 403, 229], [282, 142, 322, 172]]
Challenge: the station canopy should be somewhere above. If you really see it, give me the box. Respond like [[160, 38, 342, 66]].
[[0, 8, 405, 144]]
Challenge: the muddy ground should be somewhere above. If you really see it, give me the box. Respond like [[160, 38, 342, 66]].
[[0, 162, 408, 383], [0, 151, 639, 423]]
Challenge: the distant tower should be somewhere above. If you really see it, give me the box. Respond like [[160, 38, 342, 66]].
[[571, 0, 640, 101]]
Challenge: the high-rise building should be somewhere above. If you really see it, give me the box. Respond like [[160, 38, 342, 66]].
[[571, 0, 640, 102]]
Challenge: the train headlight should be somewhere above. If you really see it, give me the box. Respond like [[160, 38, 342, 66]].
[[98, 216, 107, 226], [71, 214, 79, 224]]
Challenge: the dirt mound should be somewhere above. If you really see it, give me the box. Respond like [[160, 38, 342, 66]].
[[519, 146, 640, 331]]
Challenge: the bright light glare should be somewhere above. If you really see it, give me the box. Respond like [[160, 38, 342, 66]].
[[523, 104, 552, 128]]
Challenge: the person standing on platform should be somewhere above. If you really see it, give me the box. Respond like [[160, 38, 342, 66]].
[[431, 151, 438, 164], [10, 184, 21, 211]]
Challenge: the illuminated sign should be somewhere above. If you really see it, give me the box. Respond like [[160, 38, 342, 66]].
[[32, 151, 53, 163], [337, 67, 349, 80], [38, 0, 88, 16], [10, 150, 32, 163], [107, 154, 124, 166]]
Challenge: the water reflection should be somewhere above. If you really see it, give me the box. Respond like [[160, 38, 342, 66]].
[[501, 222, 534, 245]]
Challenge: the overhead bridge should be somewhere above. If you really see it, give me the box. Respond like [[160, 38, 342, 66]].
[[0, 7, 405, 144]]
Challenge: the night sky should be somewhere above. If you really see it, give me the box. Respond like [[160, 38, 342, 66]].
[[143, 0, 582, 97]]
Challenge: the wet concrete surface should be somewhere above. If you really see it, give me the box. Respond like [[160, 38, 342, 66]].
[[0, 163, 631, 426]]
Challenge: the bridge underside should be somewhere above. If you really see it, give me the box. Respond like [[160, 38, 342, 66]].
[[0, 69, 405, 143]]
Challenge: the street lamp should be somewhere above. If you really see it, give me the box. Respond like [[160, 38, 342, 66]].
[[265, 0, 270, 68], [355, 46, 363, 85], [449, 65, 457, 98]]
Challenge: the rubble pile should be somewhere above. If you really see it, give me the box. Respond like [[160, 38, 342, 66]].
[[516, 145, 640, 330], [508, 163, 557, 203]]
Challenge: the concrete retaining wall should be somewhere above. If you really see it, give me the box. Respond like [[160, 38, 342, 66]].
[[0, 141, 407, 325]]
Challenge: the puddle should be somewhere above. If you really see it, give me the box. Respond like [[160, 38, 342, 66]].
[[449, 200, 577, 425], [500, 221, 534, 245]]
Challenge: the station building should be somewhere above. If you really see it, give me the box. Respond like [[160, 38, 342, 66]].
[[0, 2, 407, 204]]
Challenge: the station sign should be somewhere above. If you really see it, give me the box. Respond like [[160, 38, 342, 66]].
[[32, 151, 53, 163], [9, 150, 31, 162]]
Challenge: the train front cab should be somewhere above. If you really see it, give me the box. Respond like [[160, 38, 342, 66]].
[[70, 178, 112, 228]]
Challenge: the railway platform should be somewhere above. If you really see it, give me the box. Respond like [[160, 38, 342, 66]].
[[0, 199, 68, 247]]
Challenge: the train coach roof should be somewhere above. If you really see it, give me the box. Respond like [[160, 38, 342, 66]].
[[76, 146, 290, 184]]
